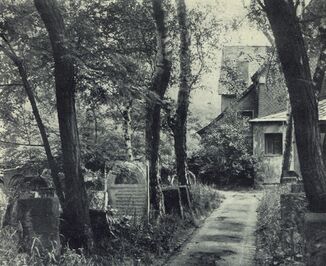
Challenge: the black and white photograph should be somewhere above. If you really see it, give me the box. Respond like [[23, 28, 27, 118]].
[[0, 0, 325, 265]]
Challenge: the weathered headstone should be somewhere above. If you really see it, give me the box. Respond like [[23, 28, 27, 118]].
[[163, 187, 184, 218], [17, 197, 60, 256], [107, 161, 148, 218]]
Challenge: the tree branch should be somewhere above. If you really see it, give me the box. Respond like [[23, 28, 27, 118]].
[[0, 140, 44, 147]]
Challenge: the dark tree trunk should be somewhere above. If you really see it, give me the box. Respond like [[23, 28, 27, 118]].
[[323, 135, 326, 166], [264, 0, 326, 212], [34, 0, 93, 250], [315, 18, 326, 163], [0, 44, 65, 207], [145, 0, 172, 217], [280, 111, 293, 182], [174, 0, 192, 186], [313, 18, 326, 96]]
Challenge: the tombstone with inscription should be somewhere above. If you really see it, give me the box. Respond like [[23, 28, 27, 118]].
[[107, 161, 148, 218]]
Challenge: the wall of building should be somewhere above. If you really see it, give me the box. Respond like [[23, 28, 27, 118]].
[[253, 122, 286, 184], [253, 121, 302, 184], [235, 87, 258, 116], [257, 69, 288, 118], [221, 95, 236, 111]]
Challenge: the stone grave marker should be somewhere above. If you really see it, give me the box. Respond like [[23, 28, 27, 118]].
[[107, 161, 148, 218]]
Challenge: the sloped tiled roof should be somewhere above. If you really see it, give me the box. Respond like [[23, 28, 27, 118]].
[[250, 99, 326, 122]]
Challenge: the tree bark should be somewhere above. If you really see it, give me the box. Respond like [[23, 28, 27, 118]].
[[122, 98, 134, 161], [145, 0, 172, 217], [280, 111, 293, 182], [34, 0, 93, 250], [264, 0, 326, 212], [174, 0, 192, 187], [0, 44, 65, 207], [313, 17, 326, 96]]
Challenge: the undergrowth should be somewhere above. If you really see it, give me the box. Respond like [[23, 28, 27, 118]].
[[255, 187, 283, 265], [0, 184, 222, 265], [255, 186, 305, 266], [191, 184, 224, 217]]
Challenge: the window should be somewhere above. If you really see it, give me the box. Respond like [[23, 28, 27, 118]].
[[265, 133, 283, 155], [237, 110, 254, 119]]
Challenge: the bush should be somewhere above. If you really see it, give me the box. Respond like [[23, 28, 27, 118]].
[[190, 110, 258, 186]]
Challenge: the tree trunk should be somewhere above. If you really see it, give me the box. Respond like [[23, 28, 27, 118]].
[[34, 0, 93, 250], [264, 0, 326, 212], [145, 0, 172, 217], [280, 111, 293, 182], [91, 106, 98, 145], [122, 98, 134, 161], [0, 44, 65, 207], [174, 0, 191, 187], [313, 17, 326, 96]]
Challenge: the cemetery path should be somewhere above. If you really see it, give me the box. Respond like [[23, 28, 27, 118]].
[[165, 190, 262, 266]]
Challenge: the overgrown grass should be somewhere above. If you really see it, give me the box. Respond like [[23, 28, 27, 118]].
[[255, 187, 283, 266], [0, 184, 222, 265], [255, 186, 306, 266], [190, 183, 224, 217]]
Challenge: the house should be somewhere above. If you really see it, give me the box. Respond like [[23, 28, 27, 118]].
[[198, 45, 326, 185], [198, 45, 288, 135]]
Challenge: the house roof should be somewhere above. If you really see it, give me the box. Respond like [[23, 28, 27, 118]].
[[197, 83, 256, 135], [250, 99, 326, 123], [218, 45, 269, 95], [249, 111, 287, 122], [197, 64, 269, 135]]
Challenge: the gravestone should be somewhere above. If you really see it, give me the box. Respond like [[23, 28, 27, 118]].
[[17, 197, 60, 256], [163, 187, 184, 218], [107, 161, 148, 218]]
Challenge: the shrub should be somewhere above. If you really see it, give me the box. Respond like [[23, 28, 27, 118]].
[[190, 110, 258, 186]]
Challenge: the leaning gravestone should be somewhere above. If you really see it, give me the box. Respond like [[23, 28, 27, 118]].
[[107, 161, 148, 218]]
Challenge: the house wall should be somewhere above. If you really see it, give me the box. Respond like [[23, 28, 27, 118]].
[[221, 95, 236, 111], [253, 121, 302, 184], [235, 87, 258, 116], [253, 122, 286, 184]]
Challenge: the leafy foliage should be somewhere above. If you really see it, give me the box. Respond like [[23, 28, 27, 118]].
[[255, 187, 307, 265], [190, 110, 258, 186]]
